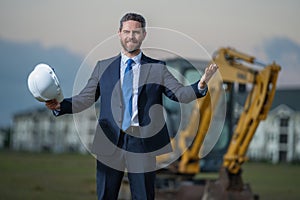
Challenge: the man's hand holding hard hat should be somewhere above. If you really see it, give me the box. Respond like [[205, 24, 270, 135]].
[[27, 63, 63, 110]]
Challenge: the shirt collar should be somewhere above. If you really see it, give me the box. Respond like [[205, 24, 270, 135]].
[[121, 51, 142, 65]]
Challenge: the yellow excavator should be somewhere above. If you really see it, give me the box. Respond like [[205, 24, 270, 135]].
[[153, 47, 281, 199]]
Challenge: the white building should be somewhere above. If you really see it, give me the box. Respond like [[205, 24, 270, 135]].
[[247, 89, 300, 163], [11, 107, 97, 153]]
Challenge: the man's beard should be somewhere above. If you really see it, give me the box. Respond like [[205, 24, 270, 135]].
[[121, 40, 142, 54], [127, 48, 140, 54]]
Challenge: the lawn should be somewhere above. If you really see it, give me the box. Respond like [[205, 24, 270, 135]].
[[1, 151, 300, 200], [243, 162, 300, 200], [0, 151, 97, 200]]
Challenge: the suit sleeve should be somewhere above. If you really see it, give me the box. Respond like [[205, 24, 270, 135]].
[[54, 62, 101, 116], [162, 64, 207, 103]]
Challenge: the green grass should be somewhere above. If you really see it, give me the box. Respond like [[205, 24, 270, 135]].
[[0, 151, 96, 200], [1, 151, 300, 199], [243, 162, 300, 200]]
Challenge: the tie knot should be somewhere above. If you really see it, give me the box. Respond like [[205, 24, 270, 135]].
[[127, 58, 134, 66], [125, 59, 134, 72]]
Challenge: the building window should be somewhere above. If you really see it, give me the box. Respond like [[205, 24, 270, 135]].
[[280, 117, 289, 127], [279, 134, 288, 144], [279, 150, 287, 162]]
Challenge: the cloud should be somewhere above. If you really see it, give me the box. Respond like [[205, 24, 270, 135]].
[[0, 38, 83, 127], [260, 37, 300, 88]]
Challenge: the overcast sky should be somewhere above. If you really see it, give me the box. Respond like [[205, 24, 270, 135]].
[[1, 0, 299, 58], [0, 0, 300, 127]]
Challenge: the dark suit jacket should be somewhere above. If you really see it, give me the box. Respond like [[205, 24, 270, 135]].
[[56, 53, 207, 156]]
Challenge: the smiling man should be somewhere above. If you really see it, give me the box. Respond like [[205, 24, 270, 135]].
[[45, 12, 218, 200], [118, 15, 146, 55]]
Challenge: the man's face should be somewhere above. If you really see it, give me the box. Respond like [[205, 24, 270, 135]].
[[118, 20, 146, 54]]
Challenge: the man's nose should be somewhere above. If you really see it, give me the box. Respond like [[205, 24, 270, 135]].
[[128, 31, 135, 39]]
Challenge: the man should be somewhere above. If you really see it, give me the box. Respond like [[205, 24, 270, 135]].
[[46, 13, 218, 200]]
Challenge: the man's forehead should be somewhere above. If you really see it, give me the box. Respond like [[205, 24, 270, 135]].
[[121, 20, 143, 29]]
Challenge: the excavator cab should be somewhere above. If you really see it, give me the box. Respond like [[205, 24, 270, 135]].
[[163, 58, 235, 173]]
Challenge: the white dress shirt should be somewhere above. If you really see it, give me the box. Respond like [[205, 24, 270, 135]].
[[120, 52, 142, 126]]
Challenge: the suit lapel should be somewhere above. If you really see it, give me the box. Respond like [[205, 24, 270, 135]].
[[138, 54, 152, 95], [105, 55, 121, 84], [102, 55, 122, 104]]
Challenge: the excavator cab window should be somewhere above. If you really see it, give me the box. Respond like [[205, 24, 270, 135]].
[[163, 61, 202, 138], [238, 84, 246, 93], [164, 58, 234, 172], [201, 83, 234, 172]]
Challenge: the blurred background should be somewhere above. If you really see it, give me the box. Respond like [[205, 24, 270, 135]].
[[0, 0, 300, 199], [0, 0, 299, 127]]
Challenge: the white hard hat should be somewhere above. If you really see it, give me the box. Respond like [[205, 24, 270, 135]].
[[27, 63, 64, 102]]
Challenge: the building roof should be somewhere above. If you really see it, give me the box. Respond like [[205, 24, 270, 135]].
[[271, 88, 300, 110], [235, 88, 300, 111]]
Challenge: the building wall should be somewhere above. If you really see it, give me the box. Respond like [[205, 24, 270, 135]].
[[11, 108, 97, 154], [247, 105, 300, 163]]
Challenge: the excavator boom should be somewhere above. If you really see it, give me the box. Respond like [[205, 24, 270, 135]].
[[215, 48, 281, 174], [174, 48, 281, 175]]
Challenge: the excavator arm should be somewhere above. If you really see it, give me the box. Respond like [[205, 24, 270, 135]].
[[176, 48, 281, 175], [214, 48, 281, 174], [171, 47, 280, 175], [195, 48, 281, 200]]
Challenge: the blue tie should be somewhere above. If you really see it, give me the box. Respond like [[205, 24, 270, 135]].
[[122, 58, 134, 131]]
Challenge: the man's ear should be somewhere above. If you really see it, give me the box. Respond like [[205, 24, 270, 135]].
[[142, 31, 147, 40]]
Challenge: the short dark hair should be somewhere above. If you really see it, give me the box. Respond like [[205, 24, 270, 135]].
[[119, 13, 146, 31]]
